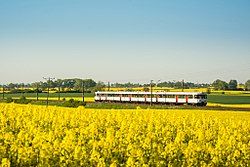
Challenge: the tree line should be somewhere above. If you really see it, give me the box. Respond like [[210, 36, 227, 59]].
[[1, 79, 104, 94], [1, 78, 250, 93], [212, 79, 250, 91]]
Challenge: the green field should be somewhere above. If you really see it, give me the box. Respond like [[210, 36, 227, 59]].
[[208, 94, 250, 104]]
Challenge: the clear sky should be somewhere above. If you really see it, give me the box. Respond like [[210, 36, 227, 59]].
[[0, 0, 249, 84]]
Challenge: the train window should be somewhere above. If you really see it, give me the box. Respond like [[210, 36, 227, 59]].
[[166, 95, 175, 98], [149, 94, 153, 98], [178, 95, 185, 99], [201, 95, 207, 99], [131, 94, 137, 98], [138, 94, 144, 98], [158, 95, 163, 98], [187, 95, 193, 98], [194, 95, 206, 99], [194, 95, 199, 99]]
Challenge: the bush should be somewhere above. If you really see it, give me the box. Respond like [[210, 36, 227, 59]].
[[62, 99, 85, 108], [6, 97, 13, 103], [206, 88, 211, 94], [14, 96, 31, 104], [9, 89, 42, 94]]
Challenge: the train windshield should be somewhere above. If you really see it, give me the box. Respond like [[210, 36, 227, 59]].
[[194, 95, 207, 99]]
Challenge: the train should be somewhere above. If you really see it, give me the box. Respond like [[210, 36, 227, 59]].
[[94, 91, 207, 106]]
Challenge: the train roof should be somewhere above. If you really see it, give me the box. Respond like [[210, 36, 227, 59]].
[[95, 91, 206, 95]]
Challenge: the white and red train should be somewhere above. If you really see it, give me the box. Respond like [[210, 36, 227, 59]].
[[95, 91, 207, 106]]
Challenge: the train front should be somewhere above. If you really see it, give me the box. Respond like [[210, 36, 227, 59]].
[[195, 93, 207, 106]]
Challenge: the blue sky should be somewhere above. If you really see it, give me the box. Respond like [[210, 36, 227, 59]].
[[0, 0, 249, 84]]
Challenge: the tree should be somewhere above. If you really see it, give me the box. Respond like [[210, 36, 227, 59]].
[[143, 87, 150, 92], [245, 80, 250, 90], [206, 88, 211, 94], [228, 80, 238, 90], [73, 79, 83, 91], [212, 79, 228, 90], [83, 79, 96, 89], [73, 79, 96, 91], [92, 81, 105, 92], [8, 83, 17, 89]]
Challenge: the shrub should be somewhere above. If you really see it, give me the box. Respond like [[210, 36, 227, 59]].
[[206, 88, 211, 94], [62, 99, 84, 108], [14, 96, 31, 104], [6, 97, 13, 103]]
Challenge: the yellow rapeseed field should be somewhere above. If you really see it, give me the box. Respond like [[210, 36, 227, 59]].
[[0, 103, 250, 166]]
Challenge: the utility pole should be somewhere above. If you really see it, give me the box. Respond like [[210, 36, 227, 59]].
[[43, 77, 55, 107], [2, 85, 5, 100], [182, 79, 184, 92], [156, 79, 161, 91], [81, 80, 85, 103], [58, 84, 61, 101], [21, 83, 25, 97], [36, 83, 39, 101], [150, 80, 153, 106], [58, 81, 61, 101], [108, 82, 110, 91]]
